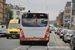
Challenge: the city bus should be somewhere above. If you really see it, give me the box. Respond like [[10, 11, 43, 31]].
[[20, 13, 50, 45]]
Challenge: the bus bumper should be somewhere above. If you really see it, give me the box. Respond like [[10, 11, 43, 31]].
[[20, 37, 49, 41], [20, 41, 48, 45]]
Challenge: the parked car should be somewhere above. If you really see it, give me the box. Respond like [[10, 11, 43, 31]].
[[63, 30, 74, 43], [59, 29, 64, 38], [59, 29, 68, 38], [0, 25, 7, 37], [62, 29, 68, 40], [49, 24, 56, 31], [55, 28, 58, 34], [57, 28, 62, 35], [70, 32, 75, 50]]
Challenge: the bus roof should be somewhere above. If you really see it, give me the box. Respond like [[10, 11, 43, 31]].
[[9, 20, 19, 23], [21, 12, 48, 14]]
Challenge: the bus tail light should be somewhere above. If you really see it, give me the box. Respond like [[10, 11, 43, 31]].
[[45, 28, 49, 38], [20, 28, 25, 38]]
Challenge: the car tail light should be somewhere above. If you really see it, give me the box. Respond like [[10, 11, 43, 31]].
[[20, 28, 25, 38], [61, 32, 63, 34], [66, 34, 70, 36], [45, 28, 49, 38], [60, 30, 61, 32]]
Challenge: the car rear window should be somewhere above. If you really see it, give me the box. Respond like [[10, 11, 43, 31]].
[[68, 31, 74, 34]]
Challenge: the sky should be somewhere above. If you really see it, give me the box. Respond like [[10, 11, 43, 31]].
[[6, 0, 71, 20]]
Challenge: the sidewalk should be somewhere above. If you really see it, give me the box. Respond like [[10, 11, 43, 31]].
[[53, 33, 71, 50]]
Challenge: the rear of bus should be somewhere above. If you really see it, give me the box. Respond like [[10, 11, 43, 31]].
[[20, 13, 49, 45]]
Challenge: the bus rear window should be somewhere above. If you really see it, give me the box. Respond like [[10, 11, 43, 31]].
[[22, 13, 48, 27]]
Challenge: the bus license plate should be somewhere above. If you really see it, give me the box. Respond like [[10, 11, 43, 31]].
[[12, 35, 16, 37], [33, 38, 36, 40]]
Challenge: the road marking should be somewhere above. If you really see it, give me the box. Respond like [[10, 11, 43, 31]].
[[45, 46, 70, 49], [13, 46, 21, 50]]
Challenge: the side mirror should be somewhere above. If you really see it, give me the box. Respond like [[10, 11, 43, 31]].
[[49, 26, 51, 27], [49, 31, 51, 33], [71, 35, 73, 37]]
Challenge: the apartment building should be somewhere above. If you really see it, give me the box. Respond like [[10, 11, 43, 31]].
[[0, 0, 7, 25], [7, 4, 25, 19], [64, 2, 71, 27]]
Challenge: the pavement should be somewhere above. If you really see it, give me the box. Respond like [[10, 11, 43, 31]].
[[0, 31, 72, 50]]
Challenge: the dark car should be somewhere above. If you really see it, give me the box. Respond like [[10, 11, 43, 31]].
[[70, 31, 75, 50]]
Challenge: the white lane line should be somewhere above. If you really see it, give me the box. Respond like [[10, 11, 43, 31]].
[[52, 32, 59, 47], [13, 46, 22, 50], [45, 46, 70, 49]]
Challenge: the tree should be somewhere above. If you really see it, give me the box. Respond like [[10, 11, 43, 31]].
[[54, 22, 57, 27], [7, 6, 13, 19]]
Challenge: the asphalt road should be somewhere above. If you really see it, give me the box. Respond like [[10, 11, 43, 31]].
[[0, 32, 72, 50]]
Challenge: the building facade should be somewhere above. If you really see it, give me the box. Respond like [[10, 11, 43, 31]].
[[0, 0, 7, 25], [64, 2, 71, 28], [7, 4, 25, 19], [11, 8, 22, 19]]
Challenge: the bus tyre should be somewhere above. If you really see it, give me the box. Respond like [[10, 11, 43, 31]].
[[20, 41, 24, 45], [7, 37, 9, 39], [44, 43, 47, 46]]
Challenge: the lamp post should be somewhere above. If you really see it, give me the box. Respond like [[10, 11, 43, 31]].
[[71, 0, 73, 29], [14, 0, 15, 19]]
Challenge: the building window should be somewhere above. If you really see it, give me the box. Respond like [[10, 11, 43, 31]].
[[66, 10, 70, 13], [65, 16, 70, 19], [0, 18, 2, 22], [72, 10, 75, 15], [0, 3, 1, 8], [16, 11, 20, 15], [73, 0, 75, 3], [0, 0, 2, 2]]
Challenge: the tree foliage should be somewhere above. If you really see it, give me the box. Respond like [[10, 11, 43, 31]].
[[54, 22, 57, 27], [7, 6, 13, 19]]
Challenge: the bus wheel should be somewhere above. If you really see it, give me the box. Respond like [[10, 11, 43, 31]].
[[20, 41, 24, 45], [44, 43, 47, 46], [7, 37, 9, 39]]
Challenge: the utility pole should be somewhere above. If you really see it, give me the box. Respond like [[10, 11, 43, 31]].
[[63, 13, 65, 29], [70, 0, 73, 29], [14, 0, 15, 19]]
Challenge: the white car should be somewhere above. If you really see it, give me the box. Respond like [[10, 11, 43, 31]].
[[59, 29, 68, 38], [0, 25, 7, 37], [55, 28, 58, 34], [49, 24, 56, 31], [63, 30, 74, 43]]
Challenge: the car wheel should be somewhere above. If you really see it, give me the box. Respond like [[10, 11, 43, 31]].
[[55, 32, 56, 34], [11, 37, 13, 39], [62, 36, 64, 41], [7, 37, 9, 39], [71, 45, 75, 50], [63, 37, 67, 43], [60, 36, 62, 38], [18, 37, 20, 39]]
